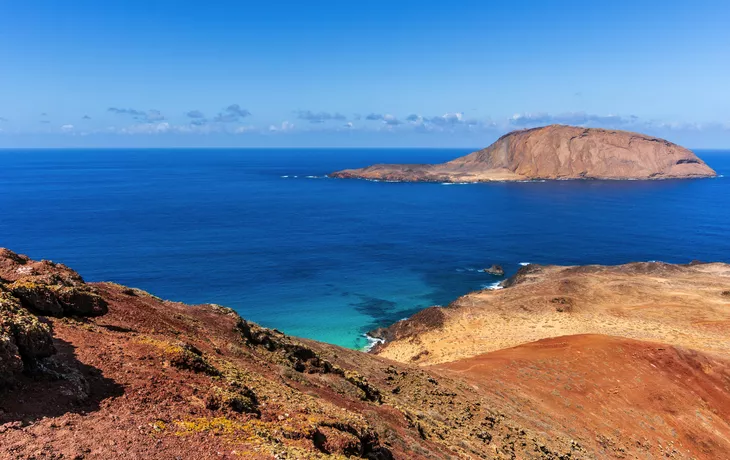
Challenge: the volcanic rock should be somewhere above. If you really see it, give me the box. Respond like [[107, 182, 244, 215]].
[[482, 264, 505, 276]]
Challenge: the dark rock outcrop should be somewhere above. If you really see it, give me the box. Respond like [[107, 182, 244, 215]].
[[482, 264, 505, 276], [366, 306, 447, 353], [1, 291, 55, 385], [0, 249, 108, 386], [10, 282, 107, 317]]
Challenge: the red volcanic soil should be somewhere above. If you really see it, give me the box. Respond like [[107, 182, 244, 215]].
[[438, 334, 730, 459], [1, 287, 230, 458]]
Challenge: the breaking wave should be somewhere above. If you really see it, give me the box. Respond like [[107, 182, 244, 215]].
[[362, 334, 385, 352], [482, 281, 504, 290]]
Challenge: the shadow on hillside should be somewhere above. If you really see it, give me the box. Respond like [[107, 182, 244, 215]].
[[0, 337, 124, 425]]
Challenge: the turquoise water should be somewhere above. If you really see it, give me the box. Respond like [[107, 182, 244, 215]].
[[1, 148, 729, 349]]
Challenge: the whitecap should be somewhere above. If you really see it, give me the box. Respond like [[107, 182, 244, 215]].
[[519, 262, 531, 266], [280, 175, 289, 178], [482, 281, 504, 290], [362, 334, 385, 352]]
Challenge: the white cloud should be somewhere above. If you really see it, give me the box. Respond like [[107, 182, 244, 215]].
[[268, 121, 295, 132], [509, 111, 636, 127], [382, 114, 401, 125], [296, 111, 346, 123], [119, 122, 171, 134]]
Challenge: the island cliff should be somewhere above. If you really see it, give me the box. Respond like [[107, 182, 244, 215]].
[[3, 249, 730, 459], [331, 125, 717, 182]]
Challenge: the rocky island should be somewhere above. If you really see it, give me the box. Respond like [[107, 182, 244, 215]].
[[3, 249, 730, 458], [331, 125, 717, 182]]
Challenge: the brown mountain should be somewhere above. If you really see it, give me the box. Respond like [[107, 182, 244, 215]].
[[331, 125, 717, 182], [3, 249, 730, 459]]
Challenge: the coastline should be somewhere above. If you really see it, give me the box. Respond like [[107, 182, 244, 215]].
[[3, 148, 728, 355], [5, 248, 730, 458], [329, 174, 718, 183], [367, 260, 730, 364]]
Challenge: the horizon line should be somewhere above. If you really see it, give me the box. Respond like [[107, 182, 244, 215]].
[[1, 146, 729, 152]]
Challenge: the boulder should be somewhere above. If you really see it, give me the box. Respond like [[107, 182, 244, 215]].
[[0, 292, 55, 386], [482, 264, 505, 276]]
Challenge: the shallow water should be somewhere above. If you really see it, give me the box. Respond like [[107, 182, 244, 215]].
[[1, 148, 729, 349]]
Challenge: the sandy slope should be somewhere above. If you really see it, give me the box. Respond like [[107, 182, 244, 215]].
[[374, 262, 730, 365]]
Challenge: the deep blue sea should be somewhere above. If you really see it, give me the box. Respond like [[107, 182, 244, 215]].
[[1, 148, 729, 349]]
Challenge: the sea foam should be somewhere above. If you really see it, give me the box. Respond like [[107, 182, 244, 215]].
[[362, 334, 385, 352], [482, 281, 504, 290]]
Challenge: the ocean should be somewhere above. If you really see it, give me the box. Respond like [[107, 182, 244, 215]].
[[1, 148, 729, 349]]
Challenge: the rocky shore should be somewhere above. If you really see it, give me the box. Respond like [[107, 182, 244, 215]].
[[331, 125, 717, 182], [3, 248, 730, 458]]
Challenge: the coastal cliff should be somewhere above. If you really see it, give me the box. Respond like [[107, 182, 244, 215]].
[[331, 125, 717, 182], [3, 249, 730, 458]]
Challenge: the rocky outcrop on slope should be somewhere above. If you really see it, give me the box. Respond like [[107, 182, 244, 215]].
[[331, 125, 717, 182], [0, 249, 107, 386]]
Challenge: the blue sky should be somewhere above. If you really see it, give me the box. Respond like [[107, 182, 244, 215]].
[[1, 1, 729, 148]]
